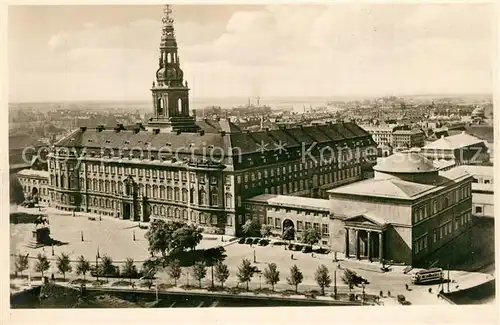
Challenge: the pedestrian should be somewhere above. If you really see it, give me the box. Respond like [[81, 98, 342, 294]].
[[311, 253, 314, 258], [51, 273, 55, 281], [405, 284, 408, 291], [291, 254, 294, 260], [379, 290, 383, 297], [428, 288, 432, 294], [387, 290, 391, 297]]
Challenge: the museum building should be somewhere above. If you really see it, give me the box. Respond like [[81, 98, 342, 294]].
[[246, 152, 474, 266]]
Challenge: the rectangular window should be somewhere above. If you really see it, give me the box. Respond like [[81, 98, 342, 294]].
[[305, 222, 311, 229], [145, 169, 150, 177], [322, 224, 329, 235], [237, 196, 242, 207], [152, 169, 157, 178], [244, 174, 249, 183], [174, 172, 179, 181], [267, 217, 273, 225], [182, 172, 187, 182], [237, 175, 241, 184], [297, 221, 303, 231], [210, 176, 217, 184], [166, 171, 172, 179], [225, 175, 231, 185], [275, 218, 281, 228]]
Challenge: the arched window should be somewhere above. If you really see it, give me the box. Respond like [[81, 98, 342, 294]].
[[182, 209, 188, 220], [93, 179, 98, 191], [80, 178, 85, 189], [93, 197, 98, 206], [105, 180, 109, 192], [199, 190, 207, 205], [167, 187, 173, 200], [99, 180, 103, 192], [211, 190, 218, 206], [111, 181, 116, 193], [100, 198, 104, 207], [190, 188, 195, 204], [175, 208, 180, 219], [153, 205, 158, 215], [182, 189, 188, 202], [106, 199, 110, 208], [160, 186, 165, 199], [146, 184, 151, 197], [160, 206, 166, 216], [55, 175, 59, 187], [153, 185, 158, 198], [178, 98, 183, 114], [174, 188, 180, 201], [139, 184, 144, 197], [167, 207, 173, 217], [61, 175, 66, 188]]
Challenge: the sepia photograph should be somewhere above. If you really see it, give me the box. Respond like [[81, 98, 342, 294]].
[[4, 1, 497, 322]]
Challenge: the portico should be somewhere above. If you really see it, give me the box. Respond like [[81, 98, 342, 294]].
[[344, 214, 387, 262]]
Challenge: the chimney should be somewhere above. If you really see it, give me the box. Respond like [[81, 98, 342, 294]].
[[80, 126, 87, 132]]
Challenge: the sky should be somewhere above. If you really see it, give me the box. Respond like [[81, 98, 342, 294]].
[[8, 4, 496, 102]]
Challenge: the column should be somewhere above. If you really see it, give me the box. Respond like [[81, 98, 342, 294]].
[[367, 231, 372, 262], [379, 232, 383, 261], [345, 228, 350, 258], [355, 230, 360, 259]]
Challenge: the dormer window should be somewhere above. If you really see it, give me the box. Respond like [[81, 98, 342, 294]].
[[105, 140, 110, 144], [88, 139, 93, 143]]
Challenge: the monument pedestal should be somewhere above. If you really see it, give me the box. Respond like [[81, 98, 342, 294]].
[[25, 227, 50, 248]]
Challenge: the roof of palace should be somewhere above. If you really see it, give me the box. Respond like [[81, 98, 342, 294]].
[[54, 120, 375, 157], [328, 167, 471, 200], [247, 194, 331, 211], [374, 152, 437, 174], [17, 168, 49, 179]]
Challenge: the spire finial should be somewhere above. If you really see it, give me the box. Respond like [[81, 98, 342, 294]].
[[162, 4, 174, 26]]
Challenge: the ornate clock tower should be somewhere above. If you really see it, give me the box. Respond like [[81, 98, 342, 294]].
[[147, 5, 198, 132]]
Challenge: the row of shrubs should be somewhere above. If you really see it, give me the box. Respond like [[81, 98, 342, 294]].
[[238, 238, 270, 246]]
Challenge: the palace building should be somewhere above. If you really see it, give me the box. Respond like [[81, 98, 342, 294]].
[[46, 5, 377, 236]]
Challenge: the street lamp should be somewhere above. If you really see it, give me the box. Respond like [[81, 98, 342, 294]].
[[253, 249, 256, 263], [259, 275, 262, 290], [133, 230, 136, 241]]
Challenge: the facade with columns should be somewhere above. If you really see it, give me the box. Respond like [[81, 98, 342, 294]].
[[245, 152, 474, 266], [46, 5, 377, 236]]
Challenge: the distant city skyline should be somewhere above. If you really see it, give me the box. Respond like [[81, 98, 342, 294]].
[[9, 4, 495, 102]]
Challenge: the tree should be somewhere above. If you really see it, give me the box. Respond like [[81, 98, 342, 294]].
[[75, 255, 90, 281], [14, 253, 29, 277], [56, 253, 72, 281], [34, 253, 50, 278], [287, 264, 303, 293], [241, 219, 261, 238], [214, 262, 229, 288], [167, 259, 182, 286], [145, 220, 184, 257], [341, 268, 368, 292], [236, 258, 255, 291], [282, 226, 295, 244], [302, 228, 321, 248], [142, 259, 158, 289], [261, 225, 273, 238], [99, 255, 116, 282], [263, 263, 280, 291], [122, 257, 138, 285], [191, 261, 207, 288], [314, 264, 332, 296], [169, 224, 203, 253], [10, 174, 25, 205]]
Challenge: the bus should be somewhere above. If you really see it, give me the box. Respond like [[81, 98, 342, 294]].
[[411, 268, 444, 284]]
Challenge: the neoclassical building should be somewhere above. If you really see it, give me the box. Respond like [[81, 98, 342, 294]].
[[47, 5, 377, 236], [246, 152, 474, 266]]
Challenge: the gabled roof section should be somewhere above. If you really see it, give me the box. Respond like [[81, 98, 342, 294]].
[[423, 132, 484, 150], [344, 212, 388, 226]]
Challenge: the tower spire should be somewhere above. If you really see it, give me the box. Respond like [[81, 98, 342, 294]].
[[148, 4, 198, 133]]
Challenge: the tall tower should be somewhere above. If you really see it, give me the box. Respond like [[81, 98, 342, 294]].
[[148, 5, 198, 132]]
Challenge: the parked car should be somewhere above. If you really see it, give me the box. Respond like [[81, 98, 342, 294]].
[[245, 238, 254, 244], [238, 238, 246, 244], [302, 245, 312, 253], [294, 244, 303, 251], [253, 238, 261, 245], [258, 239, 269, 246]]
